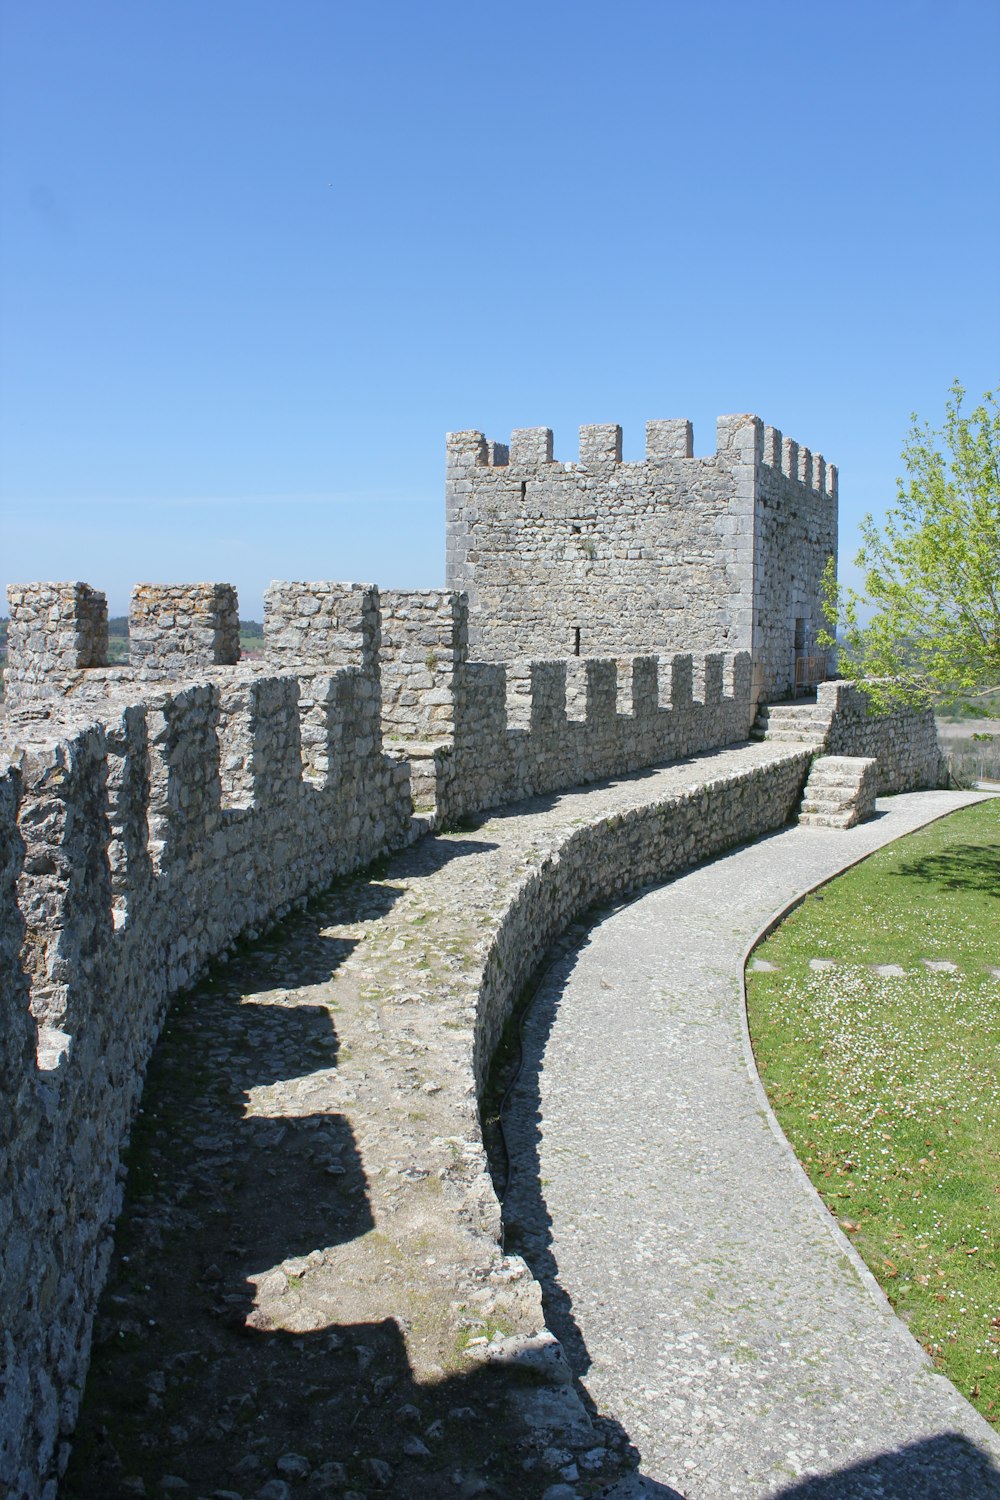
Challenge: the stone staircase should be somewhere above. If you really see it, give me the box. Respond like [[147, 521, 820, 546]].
[[751, 696, 834, 746], [799, 754, 878, 828]]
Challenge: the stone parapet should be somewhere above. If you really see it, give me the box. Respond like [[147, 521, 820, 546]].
[[128, 582, 240, 676], [263, 581, 380, 675], [4, 582, 109, 703]]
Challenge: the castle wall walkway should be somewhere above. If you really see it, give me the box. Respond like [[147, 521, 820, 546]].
[[502, 789, 1000, 1498], [62, 740, 821, 1498]]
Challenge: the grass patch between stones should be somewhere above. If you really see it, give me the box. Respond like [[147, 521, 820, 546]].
[[746, 799, 1000, 1428]]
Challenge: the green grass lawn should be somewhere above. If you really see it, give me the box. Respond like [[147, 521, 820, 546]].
[[746, 798, 1000, 1428]]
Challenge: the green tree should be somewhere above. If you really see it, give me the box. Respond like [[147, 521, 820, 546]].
[[821, 381, 1000, 711]]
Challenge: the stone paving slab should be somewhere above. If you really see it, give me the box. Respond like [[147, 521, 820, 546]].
[[502, 790, 1000, 1499]]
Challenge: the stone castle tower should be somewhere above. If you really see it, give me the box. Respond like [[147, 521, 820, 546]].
[[445, 413, 837, 702]]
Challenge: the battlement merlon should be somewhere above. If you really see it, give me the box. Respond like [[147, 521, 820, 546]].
[[129, 583, 240, 675], [447, 417, 835, 495], [760, 426, 836, 500], [263, 581, 380, 675], [6, 582, 109, 675]]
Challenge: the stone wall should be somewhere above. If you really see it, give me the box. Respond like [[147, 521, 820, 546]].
[[753, 428, 838, 701], [441, 649, 754, 822], [129, 583, 240, 677], [379, 590, 467, 742], [263, 581, 380, 674], [445, 414, 836, 700], [0, 662, 412, 1496], [445, 419, 754, 664], [821, 681, 946, 793], [3, 583, 109, 704]]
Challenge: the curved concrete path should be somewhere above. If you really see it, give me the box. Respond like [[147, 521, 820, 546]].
[[502, 789, 1000, 1499]]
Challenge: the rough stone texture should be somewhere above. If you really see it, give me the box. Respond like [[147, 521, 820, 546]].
[[753, 425, 839, 700], [129, 583, 240, 676], [757, 681, 946, 794], [442, 648, 754, 823], [3, 583, 109, 704], [799, 753, 878, 827], [263, 581, 380, 674], [822, 680, 948, 792], [445, 415, 837, 700], [379, 589, 468, 742]]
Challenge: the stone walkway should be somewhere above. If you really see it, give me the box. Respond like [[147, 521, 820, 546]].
[[502, 789, 1000, 1499], [65, 739, 807, 1499]]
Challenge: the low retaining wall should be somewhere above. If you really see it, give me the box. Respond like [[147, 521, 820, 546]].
[[821, 681, 945, 793], [472, 749, 811, 1090]]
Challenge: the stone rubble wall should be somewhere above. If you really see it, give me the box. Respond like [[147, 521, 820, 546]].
[[3, 583, 109, 704], [445, 414, 836, 700], [0, 659, 413, 1498], [378, 589, 468, 742], [263, 581, 380, 675], [360, 591, 756, 822], [753, 425, 838, 702], [441, 649, 755, 823], [819, 681, 946, 793], [128, 583, 241, 678]]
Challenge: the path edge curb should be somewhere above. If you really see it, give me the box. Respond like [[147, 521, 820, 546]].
[[737, 789, 1000, 1457]]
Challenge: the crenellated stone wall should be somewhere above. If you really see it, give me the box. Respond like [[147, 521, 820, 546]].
[[445, 413, 837, 701], [0, 621, 413, 1496]]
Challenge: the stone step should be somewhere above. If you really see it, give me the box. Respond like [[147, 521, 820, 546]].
[[758, 729, 827, 743], [801, 798, 855, 815], [798, 754, 878, 830]]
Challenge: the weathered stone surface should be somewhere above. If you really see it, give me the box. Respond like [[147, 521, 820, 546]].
[[799, 753, 878, 827], [445, 415, 837, 701], [0, 408, 948, 1496]]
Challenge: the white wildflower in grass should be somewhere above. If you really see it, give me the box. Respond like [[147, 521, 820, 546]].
[[746, 799, 1000, 1429]]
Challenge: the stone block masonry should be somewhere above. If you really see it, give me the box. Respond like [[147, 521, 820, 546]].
[[263, 580, 380, 675], [446, 414, 838, 701], [0, 392, 946, 1496], [3, 582, 109, 704], [128, 583, 240, 677]]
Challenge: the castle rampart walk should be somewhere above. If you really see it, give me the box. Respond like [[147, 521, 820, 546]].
[[62, 739, 821, 1498], [502, 790, 1000, 1498]]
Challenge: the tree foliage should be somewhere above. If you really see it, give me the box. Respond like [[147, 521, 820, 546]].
[[820, 381, 1000, 711]]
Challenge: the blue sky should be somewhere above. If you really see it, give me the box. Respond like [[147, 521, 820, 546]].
[[1, 0, 997, 619]]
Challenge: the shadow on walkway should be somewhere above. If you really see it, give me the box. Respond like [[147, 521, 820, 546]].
[[62, 887, 633, 1499], [771, 1432, 1000, 1499]]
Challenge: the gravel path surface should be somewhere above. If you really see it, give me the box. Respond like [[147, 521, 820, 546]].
[[502, 790, 1000, 1499]]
